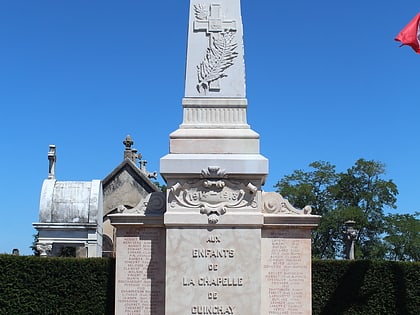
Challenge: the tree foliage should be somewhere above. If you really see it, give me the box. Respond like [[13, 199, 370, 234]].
[[383, 212, 420, 261], [275, 161, 340, 258], [274, 159, 414, 260]]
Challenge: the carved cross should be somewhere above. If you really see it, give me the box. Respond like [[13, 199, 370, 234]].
[[194, 4, 237, 91]]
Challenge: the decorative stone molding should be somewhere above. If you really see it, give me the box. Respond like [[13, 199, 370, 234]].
[[201, 165, 226, 178], [261, 192, 312, 215], [182, 107, 248, 126], [116, 192, 166, 216], [169, 167, 258, 223], [36, 243, 52, 257]]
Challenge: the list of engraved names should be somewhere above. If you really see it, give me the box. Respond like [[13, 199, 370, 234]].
[[262, 229, 311, 315], [116, 228, 165, 315]]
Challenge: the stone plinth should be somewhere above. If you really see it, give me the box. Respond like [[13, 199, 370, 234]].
[[111, 215, 165, 315], [166, 227, 261, 315], [261, 215, 320, 315]]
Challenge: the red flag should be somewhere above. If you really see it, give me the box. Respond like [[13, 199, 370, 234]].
[[395, 13, 420, 53], [395, 13, 420, 54]]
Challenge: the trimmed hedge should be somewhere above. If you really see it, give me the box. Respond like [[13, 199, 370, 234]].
[[313, 260, 420, 315], [0, 255, 114, 315], [0, 256, 418, 314]]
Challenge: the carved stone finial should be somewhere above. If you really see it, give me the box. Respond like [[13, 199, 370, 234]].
[[123, 135, 142, 162], [122, 135, 157, 178], [123, 135, 134, 150], [48, 145, 56, 179]]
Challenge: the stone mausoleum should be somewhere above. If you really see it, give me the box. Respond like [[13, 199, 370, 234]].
[[33, 135, 160, 258]]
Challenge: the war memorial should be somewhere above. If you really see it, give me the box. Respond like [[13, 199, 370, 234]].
[[33, 0, 321, 314], [109, 0, 320, 314]]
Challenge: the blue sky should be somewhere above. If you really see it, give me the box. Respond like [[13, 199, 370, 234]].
[[0, 1, 419, 255]]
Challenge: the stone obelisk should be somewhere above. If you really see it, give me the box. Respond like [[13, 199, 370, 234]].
[[159, 1, 319, 314], [160, 0, 267, 179], [160, 1, 267, 314]]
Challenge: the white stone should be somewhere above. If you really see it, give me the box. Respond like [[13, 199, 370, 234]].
[[180, 98, 249, 128], [160, 154, 268, 180], [110, 0, 321, 314], [261, 228, 313, 314], [113, 225, 165, 315], [165, 227, 261, 314], [34, 179, 103, 257], [185, 0, 245, 98]]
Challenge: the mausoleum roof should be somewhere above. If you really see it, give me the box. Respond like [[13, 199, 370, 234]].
[[39, 179, 103, 224]]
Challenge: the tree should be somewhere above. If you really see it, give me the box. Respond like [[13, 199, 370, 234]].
[[334, 159, 398, 259], [275, 161, 340, 259], [383, 212, 420, 261], [275, 159, 399, 260], [31, 232, 40, 256]]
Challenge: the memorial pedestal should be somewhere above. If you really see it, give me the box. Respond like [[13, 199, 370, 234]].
[[110, 1, 321, 314], [110, 215, 166, 315]]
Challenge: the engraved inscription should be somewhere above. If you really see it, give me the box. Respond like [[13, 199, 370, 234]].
[[166, 228, 260, 314], [191, 305, 235, 314], [183, 276, 244, 287], [182, 232, 245, 314], [116, 228, 165, 315], [192, 248, 235, 258], [262, 229, 311, 315]]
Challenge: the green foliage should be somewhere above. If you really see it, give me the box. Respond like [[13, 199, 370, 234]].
[[0, 256, 418, 314], [312, 260, 420, 315], [275, 161, 340, 258], [30, 233, 40, 256], [0, 255, 115, 315], [335, 159, 398, 260], [59, 246, 76, 257], [275, 159, 401, 260], [383, 212, 420, 261], [153, 181, 167, 192]]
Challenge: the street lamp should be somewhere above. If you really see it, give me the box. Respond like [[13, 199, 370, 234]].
[[343, 220, 358, 260]]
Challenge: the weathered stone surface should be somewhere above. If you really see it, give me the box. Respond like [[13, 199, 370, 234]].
[[261, 228, 313, 315], [114, 226, 166, 315]]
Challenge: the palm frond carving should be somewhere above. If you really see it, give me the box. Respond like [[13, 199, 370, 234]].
[[194, 4, 208, 20], [197, 31, 238, 93]]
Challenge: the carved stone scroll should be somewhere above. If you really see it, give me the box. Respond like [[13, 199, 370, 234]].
[[261, 192, 312, 215], [116, 192, 166, 216]]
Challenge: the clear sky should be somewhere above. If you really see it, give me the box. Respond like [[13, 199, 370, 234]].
[[0, 1, 419, 255]]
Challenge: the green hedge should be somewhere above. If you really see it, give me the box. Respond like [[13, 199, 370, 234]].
[[312, 260, 420, 315], [0, 256, 418, 314], [0, 255, 115, 315]]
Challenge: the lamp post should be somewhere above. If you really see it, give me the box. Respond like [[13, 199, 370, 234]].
[[343, 220, 358, 260]]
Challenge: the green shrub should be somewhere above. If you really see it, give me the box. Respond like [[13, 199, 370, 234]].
[[0, 256, 418, 314], [0, 255, 115, 315], [312, 260, 420, 315]]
